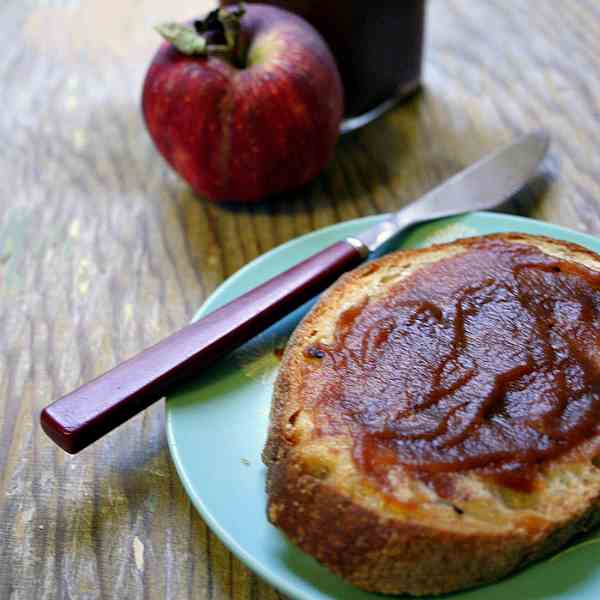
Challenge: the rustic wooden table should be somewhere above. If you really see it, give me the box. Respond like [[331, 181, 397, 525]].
[[2, 0, 599, 598]]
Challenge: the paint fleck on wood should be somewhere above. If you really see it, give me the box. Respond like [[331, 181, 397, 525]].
[[133, 537, 145, 572]]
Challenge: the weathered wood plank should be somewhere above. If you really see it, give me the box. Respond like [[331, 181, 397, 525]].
[[2, 0, 600, 598]]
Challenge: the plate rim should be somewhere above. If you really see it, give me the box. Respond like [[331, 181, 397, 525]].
[[166, 211, 600, 600]]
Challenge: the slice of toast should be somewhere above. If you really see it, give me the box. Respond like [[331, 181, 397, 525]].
[[263, 233, 600, 596]]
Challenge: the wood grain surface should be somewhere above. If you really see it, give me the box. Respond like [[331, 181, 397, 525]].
[[2, 0, 600, 598]]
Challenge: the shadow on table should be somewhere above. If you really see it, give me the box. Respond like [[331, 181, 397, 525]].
[[496, 169, 556, 218]]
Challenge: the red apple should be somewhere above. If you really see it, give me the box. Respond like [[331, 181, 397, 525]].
[[142, 4, 343, 203]]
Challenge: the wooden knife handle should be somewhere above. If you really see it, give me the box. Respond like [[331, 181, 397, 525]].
[[40, 240, 365, 453]]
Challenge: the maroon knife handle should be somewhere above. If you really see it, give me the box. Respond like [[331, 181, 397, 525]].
[[41, 240, 365, 453]]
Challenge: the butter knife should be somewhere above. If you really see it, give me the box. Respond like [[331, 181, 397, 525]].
[[41, 130, 550, 453]]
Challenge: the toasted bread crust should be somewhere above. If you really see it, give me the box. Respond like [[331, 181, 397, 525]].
[[264, 233, 600, 596], [267, 451, 600, 595]]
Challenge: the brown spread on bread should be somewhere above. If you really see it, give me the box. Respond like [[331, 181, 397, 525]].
[[264, 234, 600, 596], [303, 238, 600, 495]]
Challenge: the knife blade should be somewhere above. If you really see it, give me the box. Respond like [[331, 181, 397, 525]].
[[41, 130, 550, 454], [353, 130, 549, 252]]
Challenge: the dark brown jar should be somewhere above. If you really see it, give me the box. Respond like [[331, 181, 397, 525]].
[[220, 0, 426, 129]]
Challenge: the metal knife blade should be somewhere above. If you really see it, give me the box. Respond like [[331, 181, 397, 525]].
[[353, 130, 550, 253]]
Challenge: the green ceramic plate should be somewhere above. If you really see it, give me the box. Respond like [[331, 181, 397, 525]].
[[166, 212, 600, 600]]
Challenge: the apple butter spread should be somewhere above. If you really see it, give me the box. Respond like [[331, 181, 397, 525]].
[[305, 238, 600, 493]]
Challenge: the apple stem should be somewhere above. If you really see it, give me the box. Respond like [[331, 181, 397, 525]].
[[219, 5, 245, 55], [156, 4, 246, 67]]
